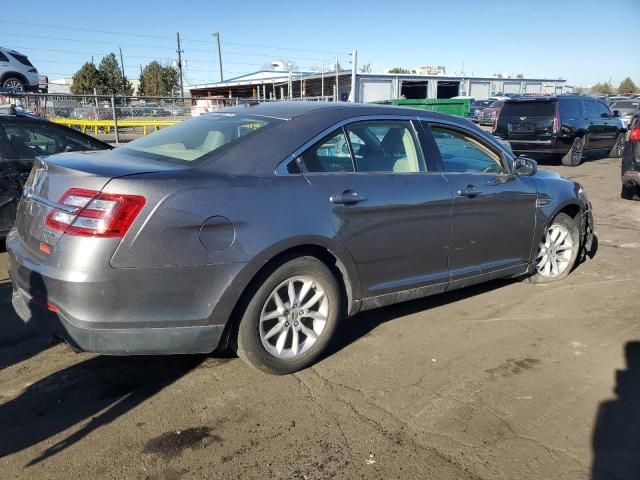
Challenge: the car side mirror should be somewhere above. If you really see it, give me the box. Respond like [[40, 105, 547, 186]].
[[613, 110, 620, 117], [513, 156, 537, 176]]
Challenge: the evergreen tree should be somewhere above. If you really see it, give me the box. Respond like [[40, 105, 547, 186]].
[[70, 62, 102, 95], [138, 61, 179, 97], [97, 53, 132, 95], [618, 77, 637, 94]]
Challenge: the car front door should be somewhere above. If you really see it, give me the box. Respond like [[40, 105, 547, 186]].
[[594, 100, 621, 150], [425, 123, 537, 284], [298, 119, 453, 299], [584, 99, 609, 149]]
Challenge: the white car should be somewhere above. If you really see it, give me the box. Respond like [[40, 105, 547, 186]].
[[0, 47, 40, 92]]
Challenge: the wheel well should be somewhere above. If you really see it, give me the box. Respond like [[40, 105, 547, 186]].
[[558, 203, 581, 220], [218, 244, 354, 352], [0, 72, 28, 85]]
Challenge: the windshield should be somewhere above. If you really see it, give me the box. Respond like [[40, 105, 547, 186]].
[[472, 100, 493, 107], [500, 101, 555, 117], [124, 114, 281, 163]]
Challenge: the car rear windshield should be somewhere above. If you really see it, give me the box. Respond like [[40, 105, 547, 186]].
[[8, 52, 33, 67], [500, 101, 555, 117], [472, 100, 493, 107], [124, 114, 282, 163]]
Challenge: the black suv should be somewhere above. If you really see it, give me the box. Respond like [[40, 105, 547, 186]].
[[494, 96, 626, 166], [0, 107, 111, 237]]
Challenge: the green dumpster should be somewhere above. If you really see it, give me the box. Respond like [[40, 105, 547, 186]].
[[372, 98, 470, 118]]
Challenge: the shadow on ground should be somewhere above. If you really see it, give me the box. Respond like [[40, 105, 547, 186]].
[[591, 341, 640, 480], [0, 354, 207, 466]]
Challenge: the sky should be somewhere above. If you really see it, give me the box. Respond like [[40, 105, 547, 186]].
[[1, 0, 638, 88]]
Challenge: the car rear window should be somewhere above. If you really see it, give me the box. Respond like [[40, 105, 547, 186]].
[[8, 52, 33, 67], [559, 99, 582, 119], [124, 114, 282, 163], [500, 101, 555, 117]]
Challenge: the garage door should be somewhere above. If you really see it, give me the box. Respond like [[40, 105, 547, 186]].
[[469, 81, 490, 100], [503, 82, 521, 94], [359, 80, 394, 103], [525, 83, 542, 94]]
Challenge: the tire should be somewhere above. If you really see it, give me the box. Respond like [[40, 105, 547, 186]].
[[621, 184, 640, 201], [609, 133, 626, 158], [525, 213, 580, 284], [2, 77, 26, 92], [561, 137, 584, 166], [235, 256, 341, 375]]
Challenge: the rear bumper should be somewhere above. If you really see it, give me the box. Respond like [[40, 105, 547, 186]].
[[6, 230, 244, 355], [11, 284, 224, 354]]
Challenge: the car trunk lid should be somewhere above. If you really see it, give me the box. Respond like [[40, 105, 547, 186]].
[[495, 99, 557, 140], [15, 149, 183, 256]]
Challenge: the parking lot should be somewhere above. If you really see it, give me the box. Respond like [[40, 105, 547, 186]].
[[1, 154, 638, 480]]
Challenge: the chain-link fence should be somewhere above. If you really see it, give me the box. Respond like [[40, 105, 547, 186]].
[[0, 92, 334, 143]]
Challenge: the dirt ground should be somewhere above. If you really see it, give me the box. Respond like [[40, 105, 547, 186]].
[[1, 154, 639, 480]]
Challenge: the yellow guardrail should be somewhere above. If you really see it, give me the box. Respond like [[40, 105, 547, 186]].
[[50, 118, 182, 136]]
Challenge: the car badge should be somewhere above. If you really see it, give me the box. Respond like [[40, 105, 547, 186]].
[[519, 116, 527, 120]]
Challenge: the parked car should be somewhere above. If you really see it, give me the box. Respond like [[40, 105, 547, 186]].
[[0, 47, 40, 92], [621, 124, 640, 200], [7, 102, 593, 374], [494, 95, 626, 166], [0, 107, 111, 237], [609, 100, 640, 128], [478, 100, 504, 126], [469, 100, 494, 122]]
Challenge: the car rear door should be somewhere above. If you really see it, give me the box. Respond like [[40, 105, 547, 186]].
[[494, 99, 556, 146], [424, 122, 537, 284], [298, 119, 453, 299]]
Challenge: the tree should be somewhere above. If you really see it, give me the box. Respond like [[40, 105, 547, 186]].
[[359, 63, 372, 73], [138, 61, 180, 97], [97, 53, 132, 95], [493, 73, 504, 78], [572, 86, 586, 94], [516, 74, 524, 79], [618, 77, 637, 94], [388, 67, 413, 74], [70, 62, 102, 94], [591, 82, 614, 94]]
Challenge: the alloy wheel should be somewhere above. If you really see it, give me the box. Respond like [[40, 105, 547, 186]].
[[535, 224, 574, 278], [615, 135, 625, 157], [259, 275, 329, 359], [572, 138, 584, 165], [4, 79, 24, 92]]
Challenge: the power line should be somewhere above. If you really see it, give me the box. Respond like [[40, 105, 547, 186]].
[[0, 19, 350, 55]]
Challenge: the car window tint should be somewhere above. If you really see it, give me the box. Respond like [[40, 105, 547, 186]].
[[345, 121, 423, 173], [2, 122, 97, 159], [0, 51, 8, 62], [299, 129, 354, 173], [560, 99, 581, 120], [430, 126, 506, 174], [595, 101, 611, 117], [584, 100, 598, 118]]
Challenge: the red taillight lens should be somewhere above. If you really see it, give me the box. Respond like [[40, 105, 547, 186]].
[[45, 188, 145, 238], [630, 127, 640, 142], [553, 102, 560, 134]]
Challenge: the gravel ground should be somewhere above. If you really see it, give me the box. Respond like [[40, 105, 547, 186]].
[[1, 154, 639, 480]]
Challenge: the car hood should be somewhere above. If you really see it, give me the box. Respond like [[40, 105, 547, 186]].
[[534, 170, 563, 180]]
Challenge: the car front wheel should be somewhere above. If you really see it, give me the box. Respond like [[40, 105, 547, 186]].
[[235, 256, 341, 374], [526, 213, 580, 284]]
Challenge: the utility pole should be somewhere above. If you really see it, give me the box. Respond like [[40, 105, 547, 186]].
[[176, 32, 184, 97], [350, 49, 357, 102], [212, 32, 223, 82], [119, 47, 126, 80], [335, 55, 339, 102]]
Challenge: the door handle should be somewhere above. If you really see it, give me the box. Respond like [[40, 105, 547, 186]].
[[330, 190, 367, 205], [457, 185, 482, 198]]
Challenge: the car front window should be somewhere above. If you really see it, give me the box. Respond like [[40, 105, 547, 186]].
[[430, 126, 506, 174]]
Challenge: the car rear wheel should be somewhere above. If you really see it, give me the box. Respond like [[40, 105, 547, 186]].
[[609, 133, 626, 158], [525, 213, 580, 284], [621, 184, 640, 201], [235, 256, 341, 375], [561, 137, 584, 167], [2, 77, 26, 92]]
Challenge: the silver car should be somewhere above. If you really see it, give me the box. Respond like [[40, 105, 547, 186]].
[[0, 47, 40, 92]]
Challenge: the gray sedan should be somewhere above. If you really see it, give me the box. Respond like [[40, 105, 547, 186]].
[[7, 102, 593, 374]]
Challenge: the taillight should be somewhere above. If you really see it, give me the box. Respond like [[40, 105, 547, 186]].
[[493, 109, 500, 130], [45, 188, 145, 238], [630, 127, 640, 142], [553, 102, 560, 134]]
